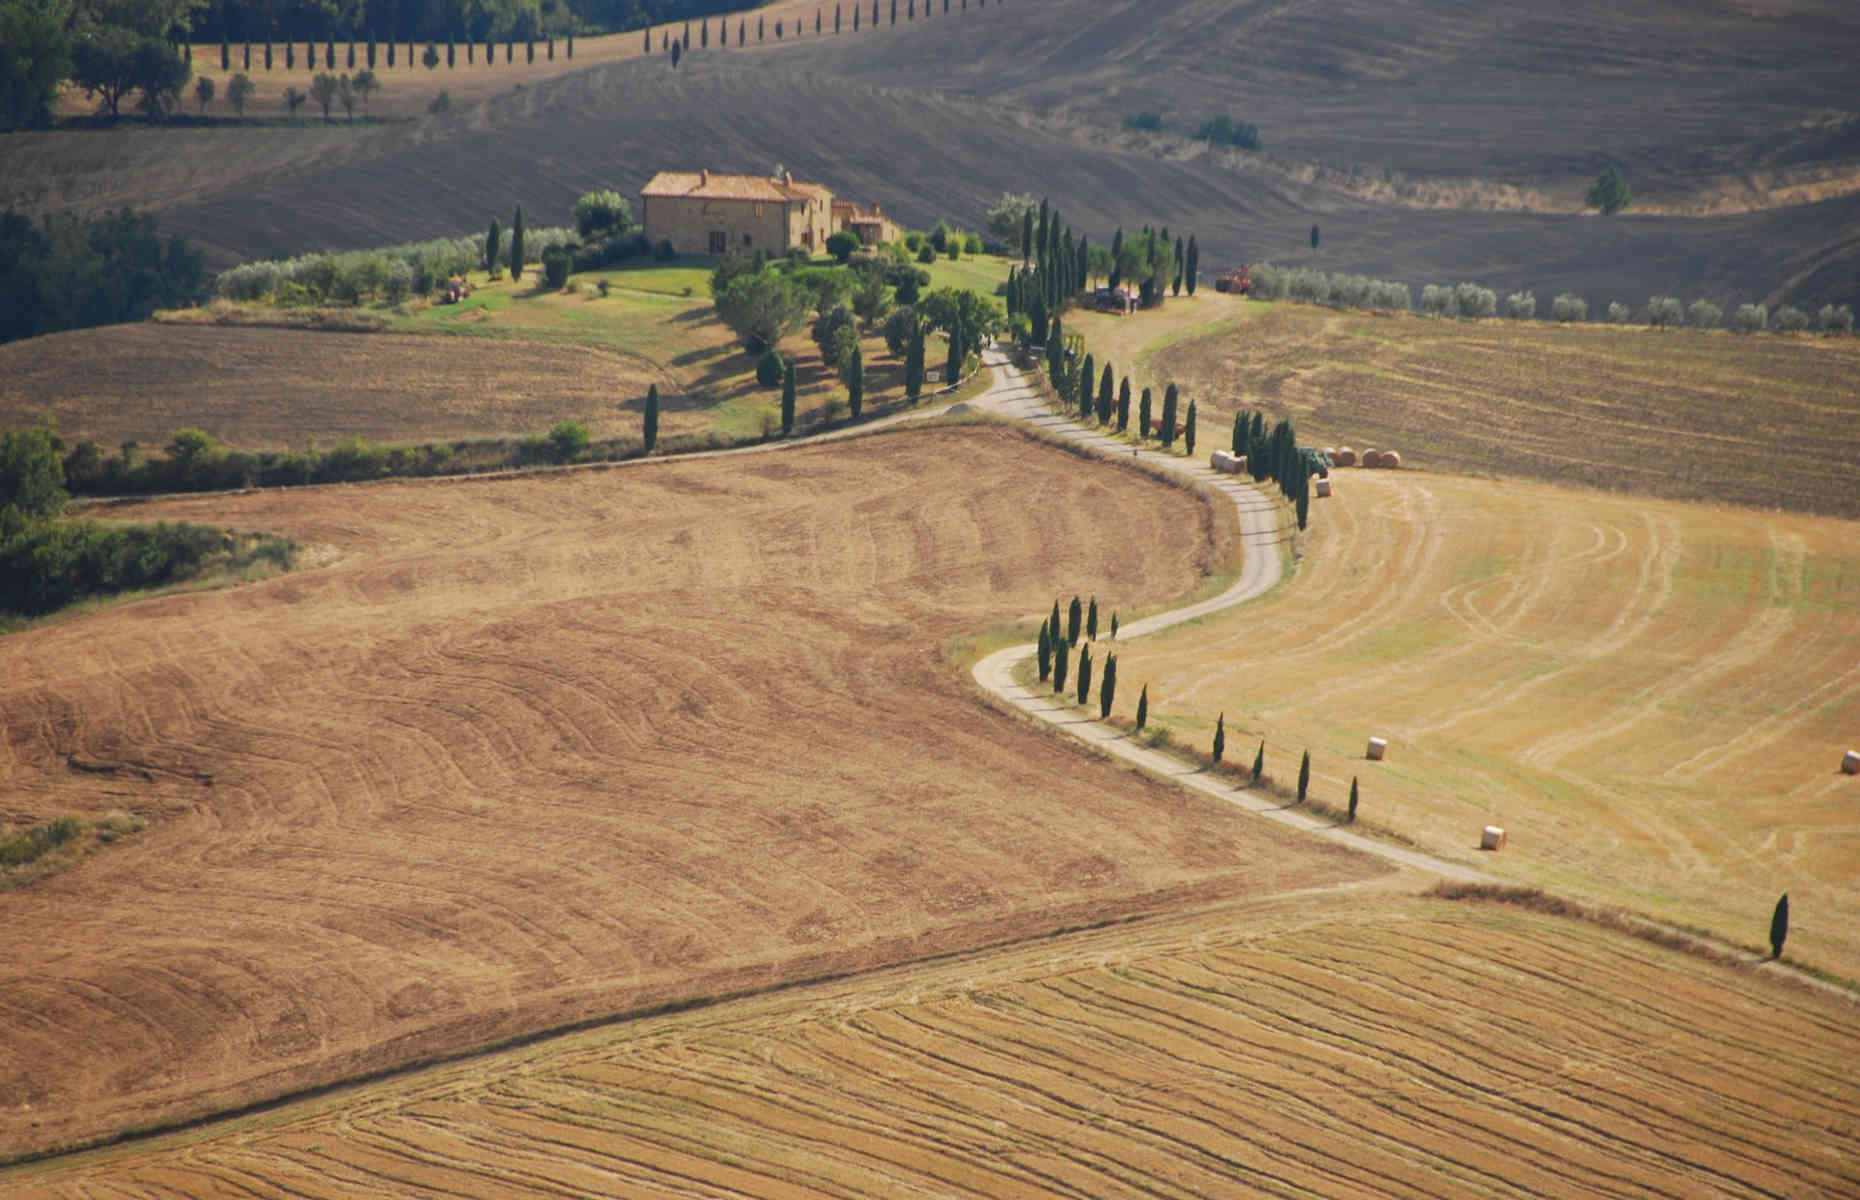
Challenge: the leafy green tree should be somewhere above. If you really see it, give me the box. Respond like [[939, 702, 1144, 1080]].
[[1, 420, 67, 517], [1587, 165, 1631, 214], [825, 230, 860, 263], [1184, 399, 1197, 456], [781, 357, 797, 434], [1213, 713, 1225, 762], [1349, 776, 1359, 821], [1037, 619, 1052, 681], [1251, 740, 1264, 783], [485, 216, 502, 277], [1297, 750, 1310, 802], [1067, 595, 1082, 645], [1, 0, 73, 131], [814, 305, 859, 371], [643, 383, 659, 452], [510, 205, 525, 281], [716, 269, 810, 352], [1100, 652, 1116, 718], [1077, 644, 1092, 704], [575, 190, 633, 240], [225, 69, 252, 115], [1136, 683, 1148, 730], [351, 68, 377, 114], [192, 73, 213, 113], [74, 25, 189, 120], [547, 420, 589, 463], [1086, 596, 1098, 641], [1770, 893, 1789, 959], [309, 72, 338, 120]]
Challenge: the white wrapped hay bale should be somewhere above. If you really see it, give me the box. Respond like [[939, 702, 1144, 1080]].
[[1362, 449, 1384, 468], [1366, 736, 1388, 761], [1315, 477, 1332, 498], [1333, 447, 1357, 467], [1381, 450, 1402, 469], [1210, 450, 1244, 474], [1844, 749, 1860, 775], [1481, 826, 1507, 851]]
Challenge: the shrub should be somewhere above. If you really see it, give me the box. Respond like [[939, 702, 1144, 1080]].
[[1419, 284, 1455, 316], [755, 349, 786, 388], [547, 420, 590, 463], [1646, 295, 1685, 327], [0, 816, 82, 866], [1771, 304, 1809, 332], [1820, 303, 1854, 333], [962, 232, 983, 255], [1607, 300, 1631, 323], [541, 244, 572, 288], [574, 189, 633, 240], [654, 239, 677, 261], [825, 230, 860, 263], [1124, 112, 1163, 132], [427, 89, 450, 114], [1552, 293, 1587, 322], [1453, 282, 1497, 318], [1687, 299, 1721, 329], [1730, 302, 1768, 333], [1196, 115, 1261, 149], [917, 243, 936, 264], [1503, 291, 1536, 319]]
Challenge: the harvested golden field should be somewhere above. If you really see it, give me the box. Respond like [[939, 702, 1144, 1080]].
[[14, 893, 1857, 1197], [1108, 466, 1860, 976], [0, 425, 1381, 1158], [0, 324, 670, 451], [1156, 302, 1860, 517]]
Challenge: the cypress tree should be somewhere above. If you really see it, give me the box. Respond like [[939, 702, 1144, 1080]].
[[1186, 235, 1199, 294], [905, 325, 925, 400], [1174, 236, 1186, 295], [567, 31, 573, 56], [485, 216, 501, 278], [670, 38, 680, 65], [1108, 228, 1123, 288], [836, 4, 842, 33], [944, 329, 962, 386], [1117, 378, 1131, 431], [1097, 363, 1114, 424], [1077, 352, 1094, 420], [1100, 653, 1116, 718], [1297, 489, 1310, 531], [1037, 620, 1052, 682], [1110, 612, 1118, 639], [1086, 596, 1098, 641], [1232, 411, 1245, 455], [1053, 641, 1069, 694], [243, 41, 250, 69], [1770, 893, 1790, 959], [1349, 776, 1359, 822], [643, 383, 660, 452], [1213, 713, 1225, 762], [890, 0, 897, 24], [700, 19, 707, 46], [1251, 740, 1264, 783], [847, 346, 864, 418], [852, 7, 858, 29], [1297, 750, 1310, 802], [781, 358, 797, 434], [1036, 198, 1049, 260], [1160, 384, 1178, 449], [1138, 387, 1152, 440], [1077, 644, 1092, 704], [510, 206, 525, 280], [1184, 399, 1197, 456], [220, 38, 229, 69], [1135, 683, 1148, 730], [1021, 209, 1033, 263], [349, 41, 356, 67], [872, 0, 879, 25], [1067, 595, 1082, 646]]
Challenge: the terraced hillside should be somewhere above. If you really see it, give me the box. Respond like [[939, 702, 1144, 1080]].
[[13, 894, 1856, 1196], [0, 424, 1382, 1159]]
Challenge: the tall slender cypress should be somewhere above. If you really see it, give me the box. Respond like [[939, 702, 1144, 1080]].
[[1077, 353, 1093, 420], [1232, 410, 1245, 455], [1117, 378, 1131, 431], [1097, 363, 1114, 424], [1160, 384, 1179, 448], [1349, 777, 1359, 822], [781, 358, 797, 434], [1186, 235, 1199, 294], [1251, 740, 1264, 783], [1184, 399, 1197, 456], [1037, 621, 1052, 682], [510, 206, 525, 281], [847, 346, 864, 418], [1077, 645, 1092, 704], [1213, 713, 1226, 762], [1100, 653, 1116, 718], [1770, 894, 1790, 959], [1036, 198, 1049, 259], [1053, 641, 1069, 694], [485, 216, 502, 278], [905, 325, 925, 400], [944, 329, 962, 386], [1174, 235, 1186, 294], [1086, 596, 1098, 641], [1138, 387, 1152, 440], [1022, 209, 1033, 263], [1135, 684, 1148, 730], [1297, 750, 1310, 802], [1067, 595, 1082, 646]]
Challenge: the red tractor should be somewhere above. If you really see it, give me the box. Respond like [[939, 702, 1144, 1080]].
[[1213, 265, 1253, 295]]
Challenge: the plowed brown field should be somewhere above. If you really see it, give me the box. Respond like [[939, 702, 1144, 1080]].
[[14, 893, 1857, 1197], [0, 425, 1382, 1159], [0, 325, 668, 451]]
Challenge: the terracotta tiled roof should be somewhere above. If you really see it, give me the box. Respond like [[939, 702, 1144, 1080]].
[[642, 170, 826, 203]]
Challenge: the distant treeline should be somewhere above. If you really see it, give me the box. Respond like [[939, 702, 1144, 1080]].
[[0, 209, 205, 345], [190, 0, 754, 45]]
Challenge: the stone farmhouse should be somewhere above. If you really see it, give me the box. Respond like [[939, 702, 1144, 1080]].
[[642, 169, 897, 256]]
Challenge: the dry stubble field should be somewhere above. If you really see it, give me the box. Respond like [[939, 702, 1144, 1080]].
[[14, 891, 1858, 1197], [1107, 465, 1860, 976], [0, 325, 670, 450], [1156, 302, 1860, 517], [0, 425, 1384, 1159]]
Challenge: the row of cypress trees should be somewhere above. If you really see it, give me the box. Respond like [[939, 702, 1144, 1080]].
[[1231, 407, 1326, 530], [218, 32, 574, 74], [650, 0, 1000, 63]]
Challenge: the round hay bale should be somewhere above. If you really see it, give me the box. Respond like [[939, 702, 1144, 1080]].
[[1323, 446, 1337, 460], [1844, 749, 1860, 775], [1380, 449, 1401, 469], [1314, 477, 1332, 498], [1333, 447, 1357, 467], [1480, 825, 1507, 851], [1362, 449, 1384, 468], [1366, 736, 1388, 761]]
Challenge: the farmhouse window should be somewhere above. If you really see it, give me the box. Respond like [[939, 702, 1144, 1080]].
[[709, 231, 727, 253], [743, 233, 753, 247]]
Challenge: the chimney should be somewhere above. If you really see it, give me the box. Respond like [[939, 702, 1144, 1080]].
[[699, 168, 709, 186], [782, 169, 793, 186]]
